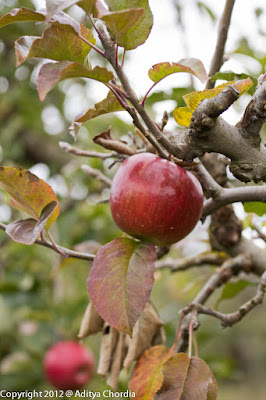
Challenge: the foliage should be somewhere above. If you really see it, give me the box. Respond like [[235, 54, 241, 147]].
[[1, 1, 266, 399]]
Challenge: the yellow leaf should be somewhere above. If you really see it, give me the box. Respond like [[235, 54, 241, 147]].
[[184, 81, 235, 112], [183, 78, 253, 112], [173, 106, 192, 127]]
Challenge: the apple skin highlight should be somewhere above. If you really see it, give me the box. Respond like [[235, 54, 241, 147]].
[[110, 153, 204, 246]]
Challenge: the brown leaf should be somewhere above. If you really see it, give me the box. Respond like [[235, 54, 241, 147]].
[[123, 303, 164, 370], [78, 302, 104, 339], [106, 332, 127, 391], [98, 325, 119, 376], [93, 127, 136, 156]]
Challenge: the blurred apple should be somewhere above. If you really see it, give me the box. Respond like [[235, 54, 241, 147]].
[[44, 341, 94, 390]]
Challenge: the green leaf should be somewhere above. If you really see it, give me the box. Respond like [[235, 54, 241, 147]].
[[104, 0, 153, 50], [0, 7, 45, 28], [129, 345, 172, 400], [155, 353, 217, 400], [5, 201, 58, 245], [0, 167, 59, 229], [243, 201, 266, 217], [148, 59, 208, 84], [101, 8, 145, 45], [87, 237, 156, 336], [211, 71, 257, 86], [70, 90, 124, 138], [219, 280, 256, 302], [37, 61, 114, 101], [77, 0, 98, 15], [15, 23, 95, 66]]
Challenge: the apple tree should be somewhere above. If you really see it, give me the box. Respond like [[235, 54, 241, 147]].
[[1, 0, 266, 398]]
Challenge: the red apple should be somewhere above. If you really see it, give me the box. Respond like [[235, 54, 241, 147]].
[[110, 153, 204, 246], [44, 341, 94, 390]]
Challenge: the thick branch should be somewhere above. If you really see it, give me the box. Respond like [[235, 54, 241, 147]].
[[238, 81, 266, 142], [206, 0, 236, 89], [175, 83, 266, 183], [202, 185, 266, 217]]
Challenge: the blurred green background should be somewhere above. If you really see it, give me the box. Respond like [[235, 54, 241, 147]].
[[1, 1, 266, 399]]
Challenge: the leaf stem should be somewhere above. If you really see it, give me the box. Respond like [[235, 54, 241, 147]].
[[188, 321, 193, 358], [78, 34, 106, 58], [46, 230, 67, 257], [141, 82, 157, 106], [171, 313, 185, 351], [192, 330, 198, 357]]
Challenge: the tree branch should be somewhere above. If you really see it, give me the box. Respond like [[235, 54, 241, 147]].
[[96, 23, 183, 159], [202, 185, 266, 217], [184, 269, 266, 328], [0, 222, 95, 261], [81, 164, 112, 187], [177, 254, 251, 352], [156, 251, 227, 272], [174, 82, 266, 183], [59, 142, 119, 159], [206, 0, 236, 89]]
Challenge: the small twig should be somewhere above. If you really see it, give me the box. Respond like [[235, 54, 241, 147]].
[[96, 23, 184, 159], [160, 111, 169, 132], [252, 223, 266, 243], [155, 251, 227, 272], [59, 142, 118, 159], [177, 254, 251, 352], [81, 164, 112, 187], [184, 270, 266, 328], [0, 222, 95, 261], [206, 0, 236, 88]]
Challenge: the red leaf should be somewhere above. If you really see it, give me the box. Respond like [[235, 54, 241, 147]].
[[154, 353, 217, 400], [87, 238, 156, 336], [129, 345, 173, 400], [37, 61, 114, 101], [5, 201, 58, 245]]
